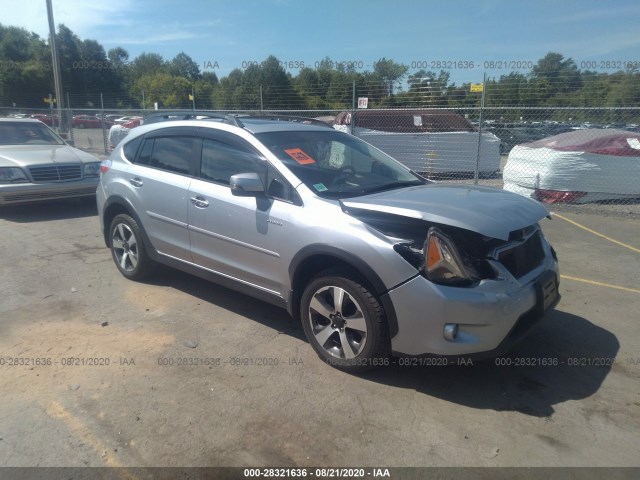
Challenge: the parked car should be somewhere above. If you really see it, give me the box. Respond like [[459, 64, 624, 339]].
[[104, 114, 123, 123], [72, 115, 114, 129], [114, 115, 143, 125], [107, 124, 132, 153], [504, 129, 640, 203], [0, 118, 101, 205], [489, 124, 574, 155], [334, 110, 501, 178], [97, 115, 559, 372], [107, 118, 143, 152], [30, 113, 60, 127]]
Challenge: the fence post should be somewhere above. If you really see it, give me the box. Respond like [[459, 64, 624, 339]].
[[66, 92, 74, 145], [100, 93, 107, 154], [474, 72, 487, 185], [351, 81, 356, 135], [260, 85, 264, 113]]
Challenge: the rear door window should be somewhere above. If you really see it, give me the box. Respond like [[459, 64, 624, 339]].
[[136, 136, 199, 175]]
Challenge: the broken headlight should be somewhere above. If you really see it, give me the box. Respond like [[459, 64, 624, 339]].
[[424, 227, 481, 286]]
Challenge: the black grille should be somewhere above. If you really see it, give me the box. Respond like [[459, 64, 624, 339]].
[[498, 231, 545, 278], [28, 165, 82, 182]]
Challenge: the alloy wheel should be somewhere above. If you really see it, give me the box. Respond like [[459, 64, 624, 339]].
[[308, 285, 368, 359], [111, 222, 139, 272]]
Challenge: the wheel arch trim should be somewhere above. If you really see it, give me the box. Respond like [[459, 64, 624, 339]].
[[101, 196, 157, 259], [288, 244, 399, 338]]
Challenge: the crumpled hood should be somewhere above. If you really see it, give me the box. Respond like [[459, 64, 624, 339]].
[[340, 184, 550, 241], [0, 145, 98, 168]]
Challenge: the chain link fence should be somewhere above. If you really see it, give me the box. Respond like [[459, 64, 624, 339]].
[[2, 86, 639, 216]]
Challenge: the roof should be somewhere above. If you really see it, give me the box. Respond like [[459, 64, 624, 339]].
[[142, 111, 242, 126], [240, 117, 333, 134], [140, 112, 333, 134], [523, 128, 640, 157]]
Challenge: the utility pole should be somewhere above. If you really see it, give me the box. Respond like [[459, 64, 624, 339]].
[[46, 0, 64, 133]]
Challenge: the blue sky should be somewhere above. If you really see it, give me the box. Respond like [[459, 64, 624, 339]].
[[2, 0, 640, 85]]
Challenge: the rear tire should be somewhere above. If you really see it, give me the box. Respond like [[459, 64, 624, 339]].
[[300, 269, 390, 372], [109, 214, 155, 280]]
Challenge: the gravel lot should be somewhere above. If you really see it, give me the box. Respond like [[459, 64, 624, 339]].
[[0, 197, 638, 473]]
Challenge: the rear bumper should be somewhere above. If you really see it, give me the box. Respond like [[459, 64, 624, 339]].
[[0, 179, 98, 205]]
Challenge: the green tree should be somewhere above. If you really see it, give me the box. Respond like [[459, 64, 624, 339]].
[[130, 52, 166, 80], [0, 24, 51, 105], [169, 52, 200, 81], [531, 52, 582, 104], [132, 73, 192, 108], [372, 57, 408, 97]]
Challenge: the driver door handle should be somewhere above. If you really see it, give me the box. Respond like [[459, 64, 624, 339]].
[[129, 178, 143, 187]]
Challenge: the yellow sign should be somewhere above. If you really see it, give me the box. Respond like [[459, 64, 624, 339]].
[[470, 83, 483, 93], [188, 94, 194, 100], [43, 97, 57, 103]]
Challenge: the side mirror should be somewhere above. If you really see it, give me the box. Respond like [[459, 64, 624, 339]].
[[230, 172, 265, 197]]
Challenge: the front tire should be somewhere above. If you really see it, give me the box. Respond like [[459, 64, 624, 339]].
[[109, 214, 154, 280], [300, 270, 390, 372]]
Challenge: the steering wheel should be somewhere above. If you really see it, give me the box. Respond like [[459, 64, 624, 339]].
[[330, 166, 357, 186]]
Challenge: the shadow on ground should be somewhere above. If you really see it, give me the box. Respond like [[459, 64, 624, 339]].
[[146, 267, 306, 343], [362, 308, 619, 417], [143, 269, 618, 417], [0, 198, 97, 222]]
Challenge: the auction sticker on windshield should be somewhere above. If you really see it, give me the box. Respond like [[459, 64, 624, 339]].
[[285, 148, 316, 164]]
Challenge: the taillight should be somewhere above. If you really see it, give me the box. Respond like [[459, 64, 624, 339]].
[[534, 189, 587, 204], [100, 160, 111, 174]]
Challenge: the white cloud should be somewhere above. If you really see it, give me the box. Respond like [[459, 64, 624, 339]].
[[107, 32, 201, 46], [0, 0, 138, 39], [541, 30, 640, 58], [550, 4, 640, 24]]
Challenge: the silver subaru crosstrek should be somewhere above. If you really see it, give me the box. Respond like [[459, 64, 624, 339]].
[[97, 115, 559, 372]]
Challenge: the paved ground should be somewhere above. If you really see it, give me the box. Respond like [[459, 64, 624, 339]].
[[0, 199, 638, 468]]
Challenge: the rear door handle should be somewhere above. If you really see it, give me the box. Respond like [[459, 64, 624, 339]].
[[129, 178, 143, 187], [190, 196, 209, 208]]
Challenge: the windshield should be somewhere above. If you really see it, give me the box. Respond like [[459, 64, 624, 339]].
[[0, 122, 65, 146], [256, 130, 425, 198]]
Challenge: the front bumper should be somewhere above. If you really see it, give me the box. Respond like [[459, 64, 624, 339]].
[[386, 254, 559, 357], [0, 178, 99, 206]]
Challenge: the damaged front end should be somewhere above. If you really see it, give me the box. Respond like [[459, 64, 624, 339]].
[[343, 206, 548, 286], [339, 183, 554, 288], [340, 204, 559, 357]]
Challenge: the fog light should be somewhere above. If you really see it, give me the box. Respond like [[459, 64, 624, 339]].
[[443, 323, 459, 341]]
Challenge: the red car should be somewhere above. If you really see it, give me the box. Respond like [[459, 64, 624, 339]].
[[31, 114, 60, 127], [72, 115, 114, 129], [121, 117, 142, 128]]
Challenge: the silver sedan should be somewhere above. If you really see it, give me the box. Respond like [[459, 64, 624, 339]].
[[0, 118, 101, 205]]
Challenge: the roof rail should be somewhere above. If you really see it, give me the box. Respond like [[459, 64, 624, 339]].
[[142, 111, 245, 128]]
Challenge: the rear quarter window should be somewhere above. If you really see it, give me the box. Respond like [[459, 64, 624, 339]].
[[122, 136, 143, 162]]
